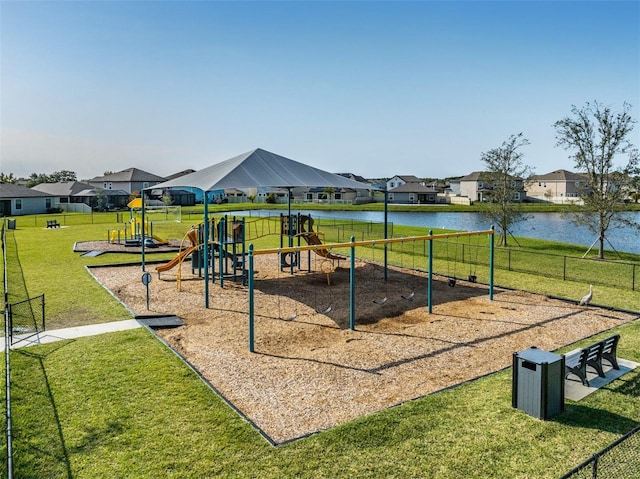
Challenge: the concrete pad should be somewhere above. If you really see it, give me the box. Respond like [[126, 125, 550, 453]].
[[81, 250, 104, 257], [1, 319, 143, 351], [565, 358, 639, 401], [136, 315, 184, 328]]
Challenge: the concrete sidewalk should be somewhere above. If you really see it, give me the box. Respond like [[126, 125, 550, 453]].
[[1, 319, 143, 351]]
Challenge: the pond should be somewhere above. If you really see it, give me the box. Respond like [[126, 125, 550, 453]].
[[226, 209, 640, 255]]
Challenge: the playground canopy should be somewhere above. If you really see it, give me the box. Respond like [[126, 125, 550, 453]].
[[150, 148, 381, 192], [143, 148, 387, 309]]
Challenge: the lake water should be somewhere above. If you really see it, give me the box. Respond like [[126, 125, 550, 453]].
[[227, 209, 640, 255]]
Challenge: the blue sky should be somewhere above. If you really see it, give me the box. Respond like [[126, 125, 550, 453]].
[[1, 0, 639, 181]]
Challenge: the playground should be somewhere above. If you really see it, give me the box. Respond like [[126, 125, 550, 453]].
[[90, 236, 636, 444]]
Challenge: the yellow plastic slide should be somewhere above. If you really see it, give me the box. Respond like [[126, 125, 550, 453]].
[[155, 245, 198, 273]]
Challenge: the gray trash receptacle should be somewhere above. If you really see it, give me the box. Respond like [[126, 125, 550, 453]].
[[512, 346, 564, 420], [7, 219, 16, 230]]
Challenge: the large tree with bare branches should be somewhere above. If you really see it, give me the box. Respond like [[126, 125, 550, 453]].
[[480, 133, 533, 247], [554, 101, 639, 258]]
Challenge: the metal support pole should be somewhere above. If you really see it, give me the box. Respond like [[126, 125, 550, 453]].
[[489, 225, 494, 301], [428, 230, 433, 314], [141, 195, 146, 272], [219, 218, 225, 288], [288, 188, 294, 275], [203, 192, 210, 308], [248, 244, 255, 352], [350, 236, 356, 331], [384, 190, 388, 281]]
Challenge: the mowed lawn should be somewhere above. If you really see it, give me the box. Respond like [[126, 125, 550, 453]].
[[1, 217, 639, 478]]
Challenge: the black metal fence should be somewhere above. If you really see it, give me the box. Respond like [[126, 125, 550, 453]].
[[492, 247, 638, 291], [8, 294, 45, 346], [560, 425, 640, 479]]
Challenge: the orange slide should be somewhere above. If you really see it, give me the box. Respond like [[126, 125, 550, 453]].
[[299, 216, 345, 261], [155, 228, 199, 273], [155, 245, 198, 273]]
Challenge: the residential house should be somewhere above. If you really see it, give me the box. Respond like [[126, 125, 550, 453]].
[[384, 175, 442, 204], [459, 171, 526, 204], [32, 181, 130, 211], [527, 169, 588, 204], [388, 182, 440, 204], [0, 183, 57, 216], [386, 175, 422, 191], [89, 168, 166, 195]]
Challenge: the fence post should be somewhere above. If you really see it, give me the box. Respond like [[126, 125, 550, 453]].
[[563, 256, 567, 281]]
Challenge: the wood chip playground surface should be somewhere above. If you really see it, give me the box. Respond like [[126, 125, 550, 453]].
[[86, 245, 638, 445]]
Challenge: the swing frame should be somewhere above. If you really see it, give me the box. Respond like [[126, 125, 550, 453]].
[[246, 228, 495, 353]]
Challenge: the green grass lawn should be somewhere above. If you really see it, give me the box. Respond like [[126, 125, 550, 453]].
[[2, 213, 639, 478], [5, 324, 640, 478]]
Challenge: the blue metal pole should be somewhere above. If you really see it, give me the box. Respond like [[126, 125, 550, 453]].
[[489, 225, 495, 301], [428, 230, 433, 314], [350, 236, 356, 331], [248, 244, 255, 352], [203, 191, 210, 308]]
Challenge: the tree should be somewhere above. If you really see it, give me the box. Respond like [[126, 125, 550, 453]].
[[161, 193, 173, 207], [24, 170, 77, 187], [554, 101, 639, 259], [95, 188, 108, 211], [49, 170, 77, 182], [0, 172, 17, 184], [26, 172, 50, 188], [323, 187, 336, 204], [479, 133, 533, 247]]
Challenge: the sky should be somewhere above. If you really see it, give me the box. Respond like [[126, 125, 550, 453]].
[[1, 0, 639, 181]]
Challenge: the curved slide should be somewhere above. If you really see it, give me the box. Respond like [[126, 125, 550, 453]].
[[155, 245, 198, 273], [299, 216, 345, 261]]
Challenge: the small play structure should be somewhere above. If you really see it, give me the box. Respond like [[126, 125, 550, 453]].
[[154, 215, 248, 287], [107, 198, 171, 246], [278, 213, 345, 271], [154, 213, 346, 289]]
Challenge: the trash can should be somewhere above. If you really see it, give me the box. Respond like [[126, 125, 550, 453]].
[[512, 346, 564, 420], [7, 219, 16, 230]]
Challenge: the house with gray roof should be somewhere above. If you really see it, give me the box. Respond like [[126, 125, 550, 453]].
[[527, 169, 588, 204], [0, 183, 57, 216], [32, 181, 130, 211], [89, 168, 166, 195], [386, 175, 422, 191], [459, 171, 526, 204], [388, 182, 441, 204]]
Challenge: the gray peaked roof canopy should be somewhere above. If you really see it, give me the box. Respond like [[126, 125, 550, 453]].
[[150, 148, 379, 192], [140, 148, 390, 310]]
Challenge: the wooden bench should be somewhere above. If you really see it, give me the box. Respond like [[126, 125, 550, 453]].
[[46, 219, 60, 228], [563, 334, 620, 387]]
